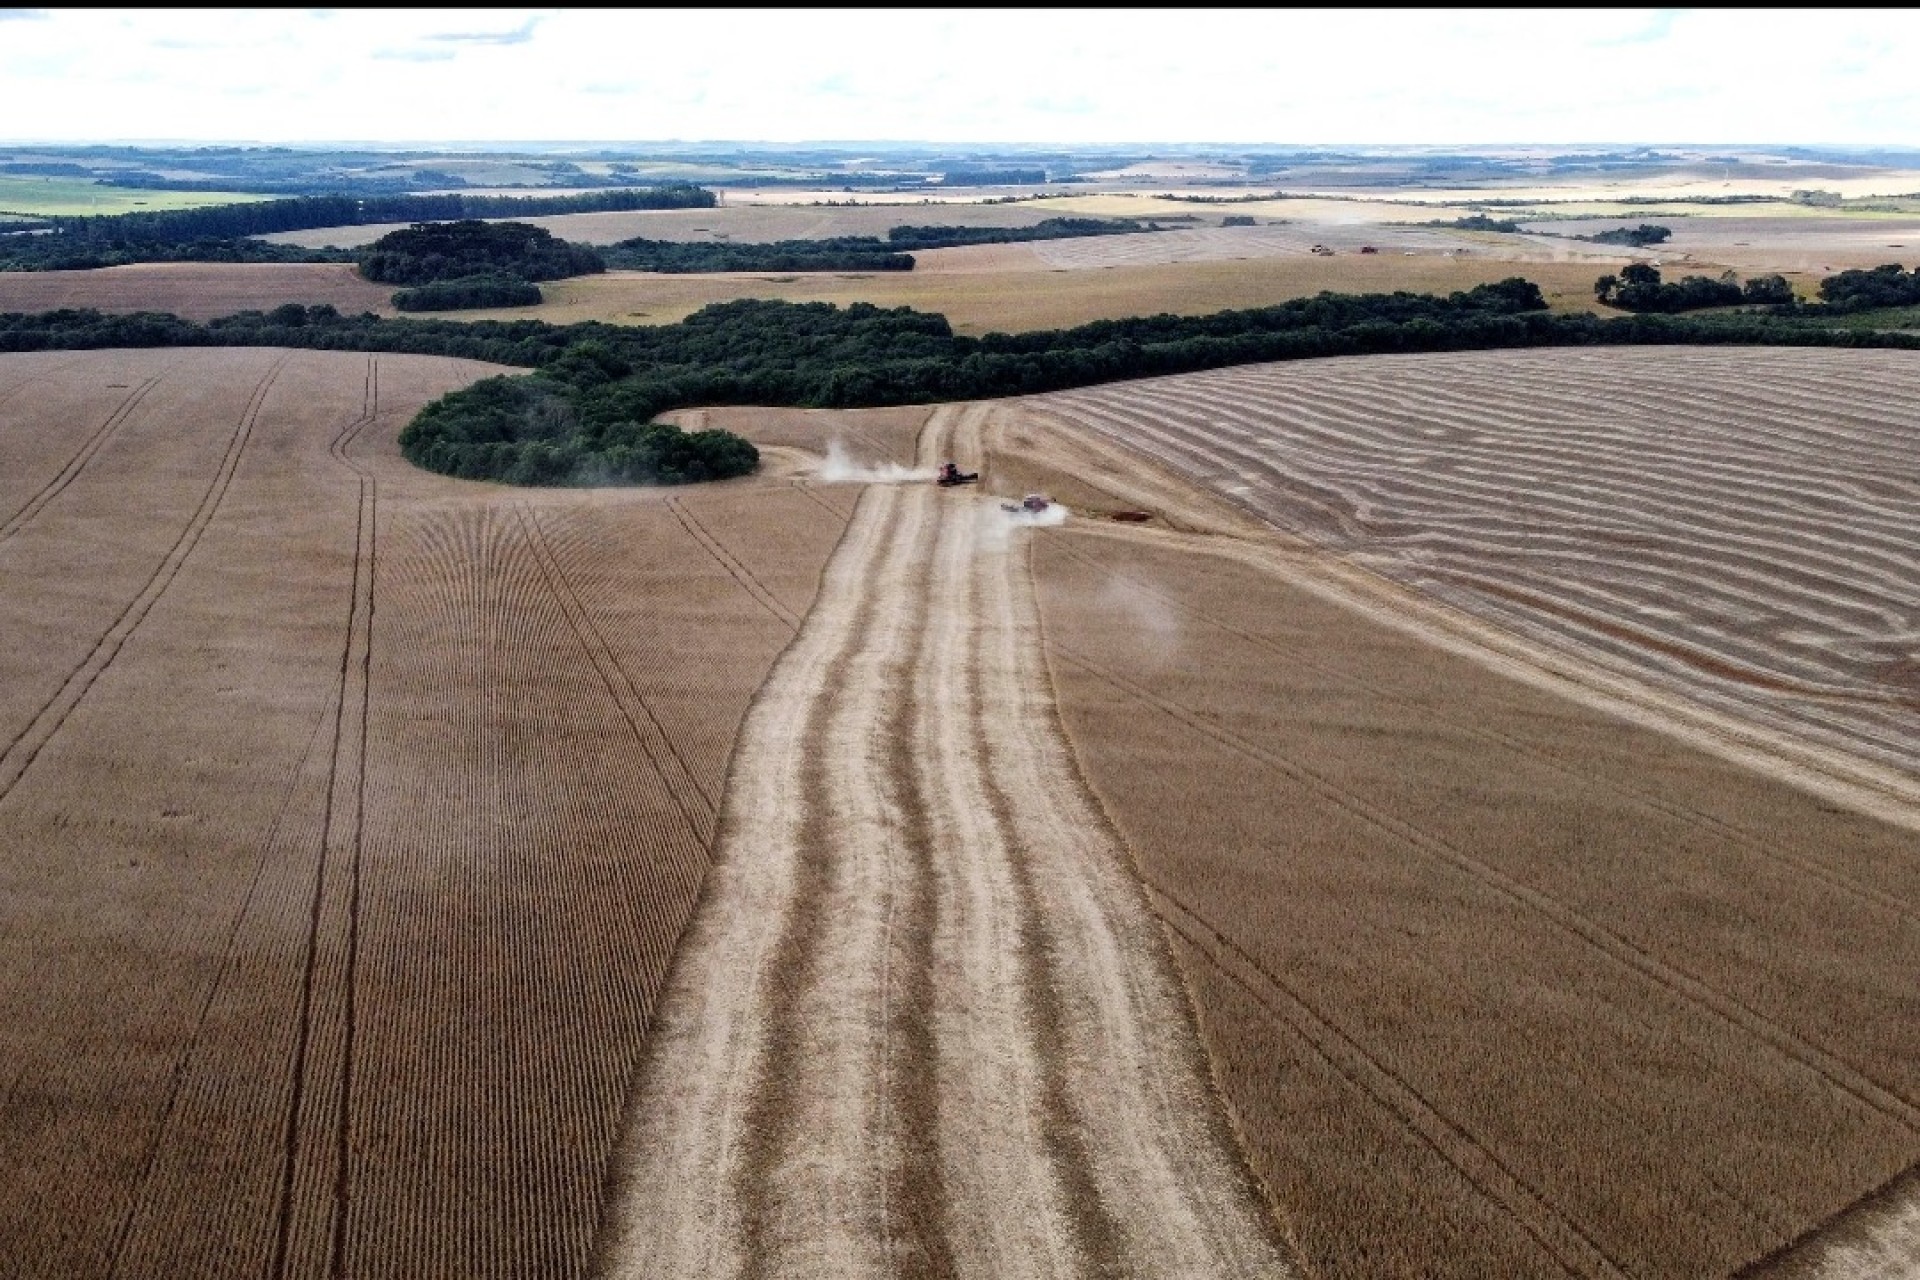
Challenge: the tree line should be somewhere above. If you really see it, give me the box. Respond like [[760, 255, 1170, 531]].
[[600, 236, 916, 273], [0, 186, 716, 271], [595, 218, 1155, 274], [392, 276, 544, 312], [7, 277, 1919, 488]]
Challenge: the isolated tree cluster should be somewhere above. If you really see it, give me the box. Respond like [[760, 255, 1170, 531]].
[[1582, 223, 1672, 248], [1817, 263, 1920, 311], [358, 221, 605, 286], [1594, 263, 1792, 312]]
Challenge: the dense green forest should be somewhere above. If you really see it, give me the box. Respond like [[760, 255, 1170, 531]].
[[403, 378, 758, 484], [0, 185, 714, 271], [6, 276, 1918, 487], [359, 221, 605, 285]]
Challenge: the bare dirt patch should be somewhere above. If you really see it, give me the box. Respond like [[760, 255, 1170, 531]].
[[1745, 1167, 1920, 1278]]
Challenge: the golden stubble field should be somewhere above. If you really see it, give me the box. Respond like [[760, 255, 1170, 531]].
[[447, 256, 1622, 333], [0, 247, 1626, 334], [0, 349, 856, 1279], [10, 189, 1916, 337], [0, 262, 395, 320]]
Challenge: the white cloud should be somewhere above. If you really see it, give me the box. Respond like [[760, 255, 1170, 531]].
[[0, 8, 1916, 145]]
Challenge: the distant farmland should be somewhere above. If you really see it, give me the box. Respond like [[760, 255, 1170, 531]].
[[0, 262, 394, 320], [0, 175, 269, 218]]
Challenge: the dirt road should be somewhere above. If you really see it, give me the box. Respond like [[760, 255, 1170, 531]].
[[594, 405, 1292, 1278]]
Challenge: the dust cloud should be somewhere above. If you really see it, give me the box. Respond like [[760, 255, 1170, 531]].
[[816, 439, 934, 485]]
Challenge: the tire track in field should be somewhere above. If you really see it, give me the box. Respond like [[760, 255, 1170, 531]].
[[104, 695, 338, 1280], [0, 353, 289, 808], [1145, 886, 1619, 1280], [792, 477, 857, 522], [1047, 642, 1920, 1135], [595, 406, 1292, 1279], [0, 376, 159, 542], [517, 504, 716, 840], [666, 494, 801, 630], [329, 355, 380, 1280], [271, 355, 379, 1280]]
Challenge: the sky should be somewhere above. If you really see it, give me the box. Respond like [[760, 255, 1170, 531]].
[[2, 7, 1917, 148]]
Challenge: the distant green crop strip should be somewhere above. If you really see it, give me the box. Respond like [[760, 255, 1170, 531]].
[[0, 175, 272, 219]]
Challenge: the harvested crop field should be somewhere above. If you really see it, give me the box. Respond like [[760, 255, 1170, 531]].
[[1520, 215, 1920, 274], [0, 348, 851, 1279], [1017, 222, 1617, 269], [596, 405, 1292, 1279], [1034, 348, 1920, 794], [455, 255, 1616, 332], [1032, 521, 1920, 1278], [0, 262, 394, 320], [11, 337, 1920, 1280], [1001, 388, 1920, 1277], [257, 201, 1092, 251]]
